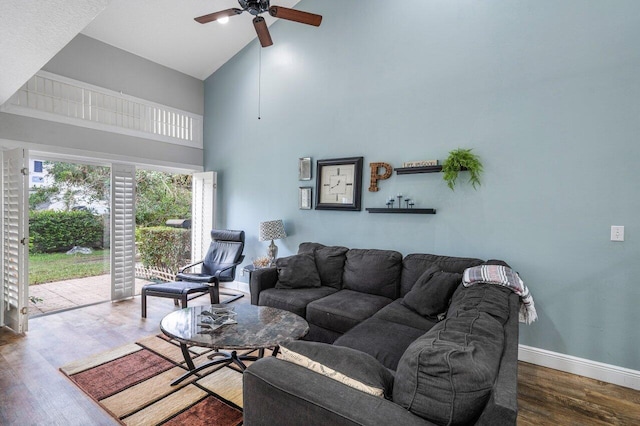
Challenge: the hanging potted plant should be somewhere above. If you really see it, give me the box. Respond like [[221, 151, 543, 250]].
[[442, 148, 483, 191]]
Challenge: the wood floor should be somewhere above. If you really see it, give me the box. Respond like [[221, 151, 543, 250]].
[[1, 294, 639, 425], [518, 361, 640, 425]]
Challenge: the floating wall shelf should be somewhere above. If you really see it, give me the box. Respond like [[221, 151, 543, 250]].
[[366, 208, 436, 214], [395, 166, 467, 175]]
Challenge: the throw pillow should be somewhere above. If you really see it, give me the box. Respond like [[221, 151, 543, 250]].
[[274, 253, 321, 289], [400, 253, 484, 297], [277, 341, 394, 398], [402, 266, 462, 317], [313, 245, 349, 288], [297, 243, 348, 288], [342, 249, 403, 299]]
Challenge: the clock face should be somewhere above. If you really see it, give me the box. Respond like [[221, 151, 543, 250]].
[[319, 164, 355, 204]]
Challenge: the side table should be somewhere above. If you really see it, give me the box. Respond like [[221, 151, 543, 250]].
[[242, 264, 256, 282], [160, 304, 308, 385]]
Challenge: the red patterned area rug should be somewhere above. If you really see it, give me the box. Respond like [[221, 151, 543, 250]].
[[60, 335, 253, 426]]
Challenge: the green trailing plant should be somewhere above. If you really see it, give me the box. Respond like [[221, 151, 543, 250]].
[[442, 148, 483, 191]]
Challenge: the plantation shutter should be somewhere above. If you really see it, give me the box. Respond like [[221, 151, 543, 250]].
[[191, 171, 217, 266], [111, 163, 136, 301], [1, 148, 29, 333]]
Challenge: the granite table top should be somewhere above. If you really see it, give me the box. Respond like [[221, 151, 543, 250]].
[[160, 303, 309, 350]]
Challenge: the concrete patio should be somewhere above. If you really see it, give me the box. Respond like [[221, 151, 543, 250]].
[[28, 275, 154, 317]]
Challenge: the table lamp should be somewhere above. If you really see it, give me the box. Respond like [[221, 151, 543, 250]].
[[259, 219, 287, 266]]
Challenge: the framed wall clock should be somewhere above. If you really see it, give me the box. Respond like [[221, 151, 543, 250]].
[[315, 157, 363, 211]]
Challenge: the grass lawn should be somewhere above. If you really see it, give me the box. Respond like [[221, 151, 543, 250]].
[[29, 250, 110, 285]]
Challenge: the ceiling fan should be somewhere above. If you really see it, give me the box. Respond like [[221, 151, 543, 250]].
[[195, 0, 322, 47]]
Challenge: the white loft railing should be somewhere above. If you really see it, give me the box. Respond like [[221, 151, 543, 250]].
[[1, 71, 203, 148]]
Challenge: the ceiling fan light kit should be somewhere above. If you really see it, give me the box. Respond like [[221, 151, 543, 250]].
[[195, 0, 322, 48]]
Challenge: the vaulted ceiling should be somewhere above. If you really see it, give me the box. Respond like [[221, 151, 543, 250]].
[[81, 0, 302, 80], [0, 0, 301, 106]]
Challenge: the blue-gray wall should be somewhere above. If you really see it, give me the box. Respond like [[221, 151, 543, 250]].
[[204, 0, 640, 371]]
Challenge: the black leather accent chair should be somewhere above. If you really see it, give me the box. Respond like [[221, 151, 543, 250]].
[[141, 229, 245, 318]]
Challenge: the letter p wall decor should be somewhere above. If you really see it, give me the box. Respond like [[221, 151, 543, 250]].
[[369, 162, 393, 192]]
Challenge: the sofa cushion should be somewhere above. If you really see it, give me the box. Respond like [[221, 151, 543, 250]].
[[401, 253, 483, 297], [258, 287, 338, 317], [373, 299, 439, 332], [306, 289, 393, 334], [334, 317, 428, 371], [402, 266, 463, 318], [275, 253, 322, 289], [298, 242, 349, 289], [447, 282, 512, 325], [304, 323, 343, 344], [277, 341, 394, 398], [342, 249, 403, 299], [393, 312, 505, 425]]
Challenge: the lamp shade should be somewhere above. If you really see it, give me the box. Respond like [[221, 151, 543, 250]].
[[259, 220, 287, 241]]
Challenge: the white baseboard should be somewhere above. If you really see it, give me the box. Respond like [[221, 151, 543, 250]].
[[519, 344, 640, 391], [220, 281, 250, 295]]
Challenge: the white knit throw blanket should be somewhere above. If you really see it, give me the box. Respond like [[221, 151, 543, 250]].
[[462, 265, 538, 324]]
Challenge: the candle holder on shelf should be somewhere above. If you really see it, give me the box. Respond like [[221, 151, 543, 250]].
[[385, 194, 416, 208], [386, 197, 395, 208]]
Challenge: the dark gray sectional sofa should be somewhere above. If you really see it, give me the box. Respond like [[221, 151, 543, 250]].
[[244, 243, 519, 425]]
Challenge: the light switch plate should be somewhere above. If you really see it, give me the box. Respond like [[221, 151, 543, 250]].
[[611, 226, 624, 242]]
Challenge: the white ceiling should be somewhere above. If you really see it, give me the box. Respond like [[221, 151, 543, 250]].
[[81, 0, 302, 80], [0, 0, 111, 105]]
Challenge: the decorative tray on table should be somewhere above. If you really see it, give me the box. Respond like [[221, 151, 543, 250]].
[[197, 307, 237, 332]]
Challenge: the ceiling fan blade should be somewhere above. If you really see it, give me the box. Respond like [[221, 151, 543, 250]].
[[253, 17, 273, 48], [269, 6, 322, 27], [194, 8, 243, 24]]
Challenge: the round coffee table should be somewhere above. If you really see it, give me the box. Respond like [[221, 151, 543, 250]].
[[160, 303, 309, 385]]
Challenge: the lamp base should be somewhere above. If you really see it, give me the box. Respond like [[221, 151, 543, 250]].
[[267, 240, 278, 266]]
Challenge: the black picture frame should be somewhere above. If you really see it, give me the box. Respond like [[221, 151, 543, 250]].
[[315, 157, 363, 211]]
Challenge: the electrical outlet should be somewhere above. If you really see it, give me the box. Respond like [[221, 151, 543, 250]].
[[611, 226, 624, 242]]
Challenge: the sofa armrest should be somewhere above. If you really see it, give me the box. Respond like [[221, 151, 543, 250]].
[[249, 267, 278, 305], [243, 357, 434, 426], [475, 292, 520, 425]]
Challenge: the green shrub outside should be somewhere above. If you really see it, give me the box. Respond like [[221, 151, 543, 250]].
[[30, 210, 104, 253], [137, 226, 191, 273]]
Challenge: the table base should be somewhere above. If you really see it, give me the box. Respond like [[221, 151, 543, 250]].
[[171, 344, 278, 386]]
